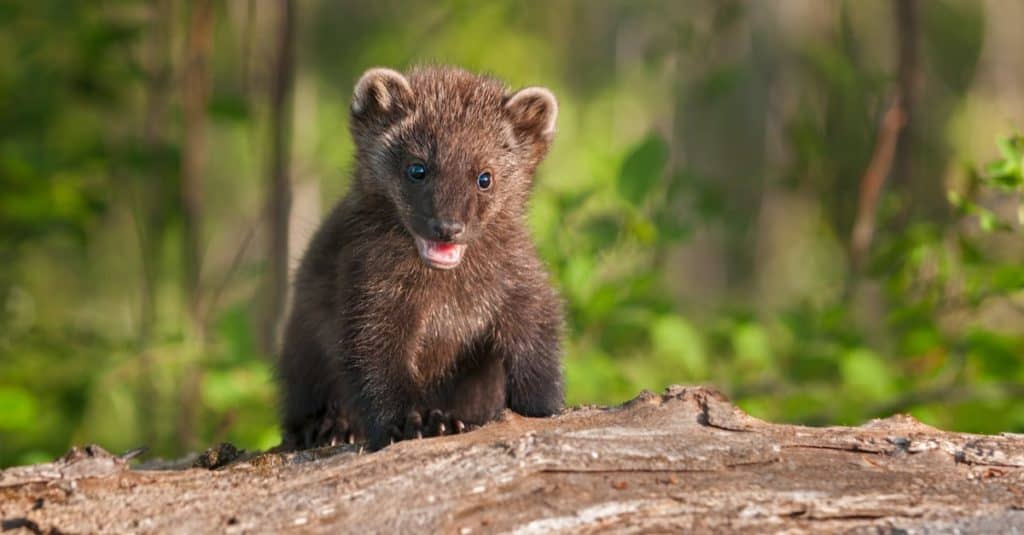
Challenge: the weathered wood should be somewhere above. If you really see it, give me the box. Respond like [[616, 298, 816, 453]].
[[2, 386, 1023, 534]]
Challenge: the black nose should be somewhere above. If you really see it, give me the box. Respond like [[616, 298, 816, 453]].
[[429, 219, 465, 242]]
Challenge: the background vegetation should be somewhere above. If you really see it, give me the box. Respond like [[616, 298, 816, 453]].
[[3, 0, 1024, 467]]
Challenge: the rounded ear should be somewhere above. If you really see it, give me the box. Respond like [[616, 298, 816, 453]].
[[504, 86, 558, 143], [351, 67, 415, 125]]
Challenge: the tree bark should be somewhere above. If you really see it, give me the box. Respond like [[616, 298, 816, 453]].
[[178, 0, 214, 452], [181, 0, 214, 339], [133, 0, 174, 452], [262, 0, 296, 355], [138, 0, 172, 346], [3, 386, 1023, 533]]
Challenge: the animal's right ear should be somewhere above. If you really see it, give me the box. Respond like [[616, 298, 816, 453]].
[[350, 68, 415, 127], [504, 87, 558, 145]]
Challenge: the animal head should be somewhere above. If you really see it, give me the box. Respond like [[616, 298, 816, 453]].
[[349, 66, 557, 269]]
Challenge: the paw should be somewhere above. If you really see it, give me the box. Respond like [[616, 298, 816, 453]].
[[387, 409, 474, 443], [298, 408, 356, 449]]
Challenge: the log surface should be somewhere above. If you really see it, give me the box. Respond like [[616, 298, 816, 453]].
[[2, 386, 1024, 534]]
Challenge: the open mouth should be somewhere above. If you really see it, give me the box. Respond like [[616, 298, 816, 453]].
[[413, 235, 467, 269]]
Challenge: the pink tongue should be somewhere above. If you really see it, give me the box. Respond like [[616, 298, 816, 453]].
[[433, 242, 457, 253], [415, 235, 465, 267]]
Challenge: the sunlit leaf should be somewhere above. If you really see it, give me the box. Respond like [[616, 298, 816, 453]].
[[0, 386, 38, 431], [628, 216, 657, 244], [840, 349, 894, 401], [650, 315, 707, 378], [977, 209, 999, 232], [731, 323, 773, 370], [562, 255, 597, 303]]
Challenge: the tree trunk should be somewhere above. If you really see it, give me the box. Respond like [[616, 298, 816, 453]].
[[262, 0, 296, 355], [134, 0, 174, 452], [181, 0, 213, 339], [178, 0, 214, 452], [138, 0, 172, 347], [3, 386, 1023, 533]]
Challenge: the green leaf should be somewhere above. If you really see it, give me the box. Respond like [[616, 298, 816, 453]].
[[731, 323, 774, 370], [978, 209, 999, 232], [208, 94, 251, 122], [997, 135, 1024, 164], [562, 255, 597, 303], [215, 305, 260, 364], [580, 213, 621, 251], [946, 190, 963, 208], [565, 351, 634, 405], [650, 315, 707, 377], [964, 330, 1021, 379], [617, 134, 669, 205], [201, 363, 274, 412], [840, 348, 894, 401], [0, 386, 38, 431], [627, 215, 657, 244]]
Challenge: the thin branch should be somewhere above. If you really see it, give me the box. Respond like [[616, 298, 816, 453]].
[[200, 216, 261, 328], [849, 0, 919, 269], [850, 96, 907, 269]]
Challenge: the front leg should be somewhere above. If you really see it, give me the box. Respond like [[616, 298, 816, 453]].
[[439, 348, 507, 425], [345, 305, 426, 450], [492, 283, 564, 417], [352, 358, 425, 450]]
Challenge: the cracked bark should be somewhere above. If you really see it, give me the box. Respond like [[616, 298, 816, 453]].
[[2, 386, 1023, 534]]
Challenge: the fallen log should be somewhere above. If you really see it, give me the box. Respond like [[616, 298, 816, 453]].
[[2, 386, 1023, 533]]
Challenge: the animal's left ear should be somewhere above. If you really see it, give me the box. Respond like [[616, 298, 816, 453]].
[[504, 87, 558, 145]]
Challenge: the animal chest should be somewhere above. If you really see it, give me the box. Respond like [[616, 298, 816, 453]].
[[405, 277, 500, 385]]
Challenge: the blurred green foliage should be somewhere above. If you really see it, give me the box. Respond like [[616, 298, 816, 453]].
[[3, 0, 1024, 467]]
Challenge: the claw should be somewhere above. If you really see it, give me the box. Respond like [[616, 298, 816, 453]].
[[384, 410, 475, 444], [403, 411, 424, 440], [346, 432, 355, 445], [426, 409, 446, 436]]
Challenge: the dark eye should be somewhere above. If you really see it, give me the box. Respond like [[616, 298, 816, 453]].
[[406, 163, 427, 182], [476, 171, 492, 191]]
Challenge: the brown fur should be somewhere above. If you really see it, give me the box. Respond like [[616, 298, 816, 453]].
[[277, 66, 564, 449]]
